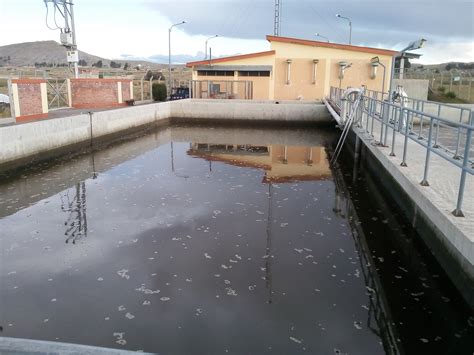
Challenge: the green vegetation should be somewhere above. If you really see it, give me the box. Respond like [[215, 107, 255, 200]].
[[152, 83, 167, 101], [0, 106, 11, 118], [92, 60, 103, 68], [110, 61, 122, 69], [429, 89, 468, 104]]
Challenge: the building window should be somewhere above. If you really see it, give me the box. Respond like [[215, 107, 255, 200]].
[[197, 70, 234, 76], [238, 71, 270, 77], [211, 84, 220, 94]]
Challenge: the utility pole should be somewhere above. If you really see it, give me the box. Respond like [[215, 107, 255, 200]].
[[44, 0, 79, 78], [274, 0, 282, 36]]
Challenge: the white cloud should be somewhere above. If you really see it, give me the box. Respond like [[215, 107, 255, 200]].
[[0, 0, 472, 64]]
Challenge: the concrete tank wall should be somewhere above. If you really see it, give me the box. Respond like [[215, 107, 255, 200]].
[[170, 99, 331, 123], [393, 79, 429, 100], [0, 100, 330, 172]]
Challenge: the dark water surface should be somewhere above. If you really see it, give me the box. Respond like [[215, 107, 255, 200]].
[[0, 125, 472, 354]]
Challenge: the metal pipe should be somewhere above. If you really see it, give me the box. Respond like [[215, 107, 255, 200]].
[[69, 0, 78, 78], [390, 107, 399, 157], [453, 125, 473, 217], [434, 104, 441, 148], [420, 119, 434, 186], [401, 110, 410, 167]]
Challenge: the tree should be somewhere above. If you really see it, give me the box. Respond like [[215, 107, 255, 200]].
[[445, 63, 454, 71], [123, 62, 130, 70], [78, 59, 88, 66], [92, 60, 103, 68], [152, 83, 167, 101], [110, 61, 122, 69]]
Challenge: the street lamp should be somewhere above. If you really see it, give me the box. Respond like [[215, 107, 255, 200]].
[[168, 21, 186, 97], [388, 39, 426, 101], [205, 35, 218, 60], [315, 33, 329, 42], [335, 14, 352, 44]]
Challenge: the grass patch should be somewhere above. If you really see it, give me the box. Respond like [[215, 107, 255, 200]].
[[428, 90, 468, 104]]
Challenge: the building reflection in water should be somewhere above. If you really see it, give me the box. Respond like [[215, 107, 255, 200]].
[[187, 142, 400, 353], [187, 143, 332, 305], [187, 143, 332, 183], [60, 182, 88, 244]]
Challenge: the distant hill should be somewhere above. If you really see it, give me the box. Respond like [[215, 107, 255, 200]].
[[412, 62, 474, 72], [0, 41, 235, 68], [0, 41, 109, 67], [0, 41, 165, 68]]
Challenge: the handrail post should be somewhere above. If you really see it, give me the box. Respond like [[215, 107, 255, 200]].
[[453, 109, 465, 160], [401, 109, 410, 167], [452, 125, 472, 217], [420, 118, 435, 186], [434, 104, 442, 148], [390, 106, 400, 157]]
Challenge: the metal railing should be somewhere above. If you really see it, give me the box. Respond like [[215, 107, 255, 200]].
[[364, 87, 472, 124], [328, 86, 474, 217], [397, 68, 474, 103]]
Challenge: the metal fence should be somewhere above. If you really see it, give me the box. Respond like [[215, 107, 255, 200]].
[[329, 86, 474, 217], [191, 80, 253, 100], [47, 78, 69, 110], [397, 69, 474, 103], [0, 78, 12, 120]]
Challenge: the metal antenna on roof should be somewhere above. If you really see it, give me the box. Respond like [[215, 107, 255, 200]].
[[274, 0, 282, 36]]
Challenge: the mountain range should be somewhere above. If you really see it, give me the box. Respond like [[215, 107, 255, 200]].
[[0, 41, 218, 68]]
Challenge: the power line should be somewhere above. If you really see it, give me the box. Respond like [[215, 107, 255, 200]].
[[308, 3, 346, 43]]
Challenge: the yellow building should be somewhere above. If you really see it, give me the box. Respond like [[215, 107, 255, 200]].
[[186, 35, 396, 101]]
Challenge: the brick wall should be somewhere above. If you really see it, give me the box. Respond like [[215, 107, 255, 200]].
[[12, 79, 48, 122], [70, 79, 132, 109]]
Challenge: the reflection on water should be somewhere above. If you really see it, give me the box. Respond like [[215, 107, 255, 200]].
[[187, 143, 331, 183], [0, 124, 472, 354], [61, 183, 88, 244]]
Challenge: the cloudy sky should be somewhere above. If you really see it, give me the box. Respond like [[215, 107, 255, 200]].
[[0, 0, 472, 64]]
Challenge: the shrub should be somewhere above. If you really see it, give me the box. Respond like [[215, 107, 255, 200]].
[[445, 91, 456, 99], [152, 83, 167, 101], [438, 86, 446, 93]]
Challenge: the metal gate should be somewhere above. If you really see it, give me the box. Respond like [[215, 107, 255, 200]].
[[47, 79, 69, 109]]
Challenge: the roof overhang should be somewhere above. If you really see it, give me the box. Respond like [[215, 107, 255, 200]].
[[266, 35, 398, 56], [396, 52, 422, 59], [186, 50, 275, 68], [195, 65, 273, 72]]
